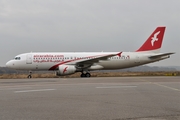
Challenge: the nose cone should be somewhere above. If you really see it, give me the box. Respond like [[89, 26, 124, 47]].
[[6, 61, 10, 68], [6, 60, 14, 68]]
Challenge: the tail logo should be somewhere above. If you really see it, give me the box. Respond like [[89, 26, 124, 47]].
[[151, 31, 160, 46]]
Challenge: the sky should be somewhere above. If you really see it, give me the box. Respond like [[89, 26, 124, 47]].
[[0, 0, 180, 67]]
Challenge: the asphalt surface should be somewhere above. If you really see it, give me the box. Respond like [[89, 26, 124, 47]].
[[0, 77, 179, 120]]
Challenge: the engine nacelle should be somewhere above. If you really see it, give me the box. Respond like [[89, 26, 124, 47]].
[[56, 65, 76, 76]]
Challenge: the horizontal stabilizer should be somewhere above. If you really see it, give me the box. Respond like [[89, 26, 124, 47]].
[[149, 52, 175, 59]]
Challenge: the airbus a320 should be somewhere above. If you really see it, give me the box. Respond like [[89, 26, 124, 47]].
[[6, 27, 174, 78]]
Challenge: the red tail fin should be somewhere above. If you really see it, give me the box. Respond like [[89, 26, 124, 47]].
[[136, 27, 166, 53]]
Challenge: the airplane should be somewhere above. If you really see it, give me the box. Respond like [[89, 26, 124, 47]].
[[6, 27, 174, 78]]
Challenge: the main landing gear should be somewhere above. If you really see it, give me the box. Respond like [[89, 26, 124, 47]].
[[80, 72, 91, 78], [27, 71, 32, 78]]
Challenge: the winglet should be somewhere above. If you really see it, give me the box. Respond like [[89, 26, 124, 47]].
[[136, 27, 166, 53], [117, 52, 122, 57]]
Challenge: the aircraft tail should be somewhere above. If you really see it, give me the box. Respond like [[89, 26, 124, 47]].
[[136, 27, 166, 53]]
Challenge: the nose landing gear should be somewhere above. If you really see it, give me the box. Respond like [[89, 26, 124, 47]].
[[27, 71, 32, 78]]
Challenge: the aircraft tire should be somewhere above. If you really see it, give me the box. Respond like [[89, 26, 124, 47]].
[[27, 75, 32, 79], [81, 73, 86, 77], [85, 73, 91, 77]]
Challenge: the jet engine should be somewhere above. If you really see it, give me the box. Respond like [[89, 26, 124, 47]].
[[56, 65, 76, 76]]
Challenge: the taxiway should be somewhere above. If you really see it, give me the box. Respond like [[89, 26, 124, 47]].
[[0, 77, 179, 120]]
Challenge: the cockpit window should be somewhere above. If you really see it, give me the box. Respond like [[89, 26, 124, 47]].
[[14, 57, 21, 60]]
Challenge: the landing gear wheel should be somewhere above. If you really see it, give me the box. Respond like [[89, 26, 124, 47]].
[[85, 73, 91, 77], [81, 73, 86, 77], [80, 70, 91, 78], [27, 71, 32, 79], [27, 75, 32, 78]]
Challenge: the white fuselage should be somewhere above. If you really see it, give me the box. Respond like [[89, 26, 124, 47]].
[[5, 27, 174, 77], [6, 52, 167, 71]]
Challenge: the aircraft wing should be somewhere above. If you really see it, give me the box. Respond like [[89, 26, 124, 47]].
[[149, 52, 175, 59], [75, 52, 122, 68]]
